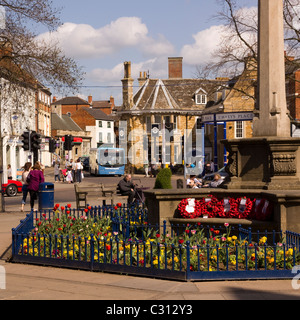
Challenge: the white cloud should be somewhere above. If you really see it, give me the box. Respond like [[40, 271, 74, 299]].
[[37, 17, 175, 60], [180, 25, 226, 65]]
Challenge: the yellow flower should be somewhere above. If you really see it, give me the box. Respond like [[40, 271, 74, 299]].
[[227, 237, 232, 242], [259, 236, 267, 245], [232, 236, 237, 241]]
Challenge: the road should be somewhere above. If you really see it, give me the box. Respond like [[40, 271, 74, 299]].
[[4, 169, 179, 211]]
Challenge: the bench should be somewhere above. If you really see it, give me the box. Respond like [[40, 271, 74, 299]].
[[74, 183, 127, 209]]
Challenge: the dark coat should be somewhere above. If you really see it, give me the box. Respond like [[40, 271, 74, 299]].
[[118, 178, 135, 194]]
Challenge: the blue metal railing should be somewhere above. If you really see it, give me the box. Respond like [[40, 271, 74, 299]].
[[11, 206, 300, 282]]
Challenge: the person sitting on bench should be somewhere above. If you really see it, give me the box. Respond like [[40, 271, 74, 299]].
[[118, 174, 136, 204]]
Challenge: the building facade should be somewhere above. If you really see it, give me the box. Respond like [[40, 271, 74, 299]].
[[119, 57, 229, 172]]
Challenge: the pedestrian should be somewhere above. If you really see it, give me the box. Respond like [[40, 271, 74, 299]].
[[144, 159, 149, 177], [21, 162, 32, 212], [34, 161, 45, 175], [75, 158, 83, 183], [187, 175, 202, 189], [66, 167, 73, 184], [150, 161, 157, 178], [7, 164, 12, 180], [71, 159, 76, 182], [27, 163, 45, 211], [54, 161, 61, 182]]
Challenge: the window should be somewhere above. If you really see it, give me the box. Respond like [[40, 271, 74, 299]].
[[107, 132, 112, 143], [146, 116, 151, 133], [99, 132, 103, 143], [196, 94, 207, 105], [107, 122, 111, 129], [235, 121, 244, 138], [99, 121, 102, 128]]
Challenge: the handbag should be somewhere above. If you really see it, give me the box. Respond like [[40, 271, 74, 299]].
[[26, 173, 31, 184]]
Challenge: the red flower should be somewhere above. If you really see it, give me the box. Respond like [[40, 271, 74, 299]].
[[106, 245, 111, 251], [61, 206, 65, 211], [88, 206, 92, 210], [58, 228, 62, 231], [84, 208, 88, 213], [67, 204, 71, 208], [185, 229, 190, 234], [56, 218, 59, 222], [114, 206, 118, 210], [156, 234, 160, 238], [178, 239, 184, 244], [117, 203, 122, 207]]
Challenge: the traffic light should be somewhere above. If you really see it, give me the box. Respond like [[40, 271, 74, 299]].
[[31, 131, 41, 151], [64, 135, 74, 151], [21, 131, 30, 151], [49, 138, 56, 153]]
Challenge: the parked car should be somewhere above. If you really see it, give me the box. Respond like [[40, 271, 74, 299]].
[[202, 167, 229, 184], [82, 157, 90, 171], [2, 180, 23, 197]]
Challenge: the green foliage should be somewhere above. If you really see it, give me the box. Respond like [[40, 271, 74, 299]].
[[154, 168, 172, 189]]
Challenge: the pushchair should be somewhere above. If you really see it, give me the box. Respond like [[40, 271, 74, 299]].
[[132, 178, 145, 205]]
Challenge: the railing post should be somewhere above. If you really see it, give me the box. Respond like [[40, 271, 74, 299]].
[[186, 241, 191, 279], [90, 234, 94, 271]]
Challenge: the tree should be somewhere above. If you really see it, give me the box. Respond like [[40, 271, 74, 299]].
[[197, 0, 300, 101], [0, 0, 84, 93]]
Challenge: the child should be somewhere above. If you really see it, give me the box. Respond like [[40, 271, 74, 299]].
[[61, 168, 67, 182], [66, 167, 73, 184]]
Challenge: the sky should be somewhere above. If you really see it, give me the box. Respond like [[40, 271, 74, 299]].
[[38, 0, 257, 104]]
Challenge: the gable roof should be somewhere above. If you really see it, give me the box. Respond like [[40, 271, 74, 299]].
[[51, 96, 90, 106], [127, 78, 228, 114], [81, 107, 115, 121], [51, 113, 83, 131]]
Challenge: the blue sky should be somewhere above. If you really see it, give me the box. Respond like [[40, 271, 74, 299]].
[[40, 0, 257, 104]]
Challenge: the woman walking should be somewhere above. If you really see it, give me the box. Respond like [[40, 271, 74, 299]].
[[21, 162, 32, 212], [54, 161, 61, 182], [75, 158, 83, 183], [27, 163, 45, 211]]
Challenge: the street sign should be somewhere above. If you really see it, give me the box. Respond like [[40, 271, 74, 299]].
[[201, 112, 254, 123], [216, 112, 254, 122]]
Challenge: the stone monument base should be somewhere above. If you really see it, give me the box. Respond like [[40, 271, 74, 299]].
[[222, 137, 300, 190]]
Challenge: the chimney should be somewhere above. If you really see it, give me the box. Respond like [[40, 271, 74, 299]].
[[121, 61, 134, 110], [52, 96, 57, 103], [138, 71, 148, 87], [88, 95, 93, 105], [168, 57, 183, 79], [110, 96, 115, 107]]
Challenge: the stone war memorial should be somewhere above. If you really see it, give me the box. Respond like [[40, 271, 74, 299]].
[[145, 0, 300, 234]]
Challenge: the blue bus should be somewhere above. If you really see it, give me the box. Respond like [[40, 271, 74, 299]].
[[91, 147, 125, 176]]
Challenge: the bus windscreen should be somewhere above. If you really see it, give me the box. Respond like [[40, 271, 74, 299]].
[[99, 149, 125, 168]]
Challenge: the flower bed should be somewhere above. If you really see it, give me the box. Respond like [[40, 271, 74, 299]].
[[178, 196, 273, 221], [13, 204, 300, 278]]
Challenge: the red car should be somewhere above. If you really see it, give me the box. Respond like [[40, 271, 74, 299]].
[[2, 180, 23, 197]]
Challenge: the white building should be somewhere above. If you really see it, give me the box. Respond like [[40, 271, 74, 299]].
[[72, 107, 115, 149], [0, 78, 36, 182]]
